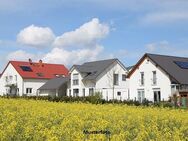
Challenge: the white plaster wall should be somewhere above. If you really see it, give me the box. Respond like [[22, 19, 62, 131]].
[[0, 63, 23, 96], [95, 62, 129, 100], [129, 57, 172, 102], [23, 79, 48, 96]]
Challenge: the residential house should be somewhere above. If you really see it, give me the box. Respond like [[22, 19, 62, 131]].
[[127, 53, 188, 107], [38, 77, 69, 97], [67, 59, 129, 101], [0, 59, 68, 96]]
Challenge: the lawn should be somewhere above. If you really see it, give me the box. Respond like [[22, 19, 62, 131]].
[[0, 98, 187, 141]]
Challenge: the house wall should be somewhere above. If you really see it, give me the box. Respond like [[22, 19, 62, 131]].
[[39, 90, 56, 97], [23, 79, 48, 96], [129, 57, 172, 102], [69, 61, 129, 100], [95, 62, 129, 100], [69, 69, 94, 97], [0, 63, 23, 96]]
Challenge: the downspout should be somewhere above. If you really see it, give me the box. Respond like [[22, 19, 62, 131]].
[[22, 79, 24, 96]]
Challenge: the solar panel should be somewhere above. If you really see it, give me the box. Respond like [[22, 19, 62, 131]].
[[174, 61, 188, 69], [20, 66, 32, 72]]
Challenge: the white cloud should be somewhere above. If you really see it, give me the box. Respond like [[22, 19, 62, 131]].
[[142, 11, 188, 24], [17, 25, 55, 48], [54, 18, 109, 48], [145, 40, 169, 52], [42, 45, 103, 66], [6, 50, 38, 61], [145, 40, 188, 57], [8, 18, 110, 66]]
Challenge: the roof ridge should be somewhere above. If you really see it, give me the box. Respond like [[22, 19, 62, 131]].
[[83, 58, 118, 64], [9, 60, 66, 66], [146, 53, 188, 60]]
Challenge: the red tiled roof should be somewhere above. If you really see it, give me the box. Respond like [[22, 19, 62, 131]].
[[5, 61, 69, 79]]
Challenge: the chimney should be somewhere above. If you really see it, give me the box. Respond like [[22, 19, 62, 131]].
[[29, 58, 33, 65], [39, 59, 43, 67]]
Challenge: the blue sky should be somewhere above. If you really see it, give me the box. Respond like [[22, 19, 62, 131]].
[[0, 0, 188, 70]]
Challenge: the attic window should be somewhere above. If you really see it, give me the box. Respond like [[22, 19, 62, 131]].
[[174, 61, 188, 69], [36, 73, 44, 77], [20, 66, 32, 72]]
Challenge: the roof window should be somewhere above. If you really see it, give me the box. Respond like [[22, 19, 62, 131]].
[[20, 66, 32, 72]]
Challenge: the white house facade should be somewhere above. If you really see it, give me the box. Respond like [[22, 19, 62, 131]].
[[128, 53, 188, 103], [67, 59, 129, 101], [128, 56, 171, 102], [0, 60, 68, 96]]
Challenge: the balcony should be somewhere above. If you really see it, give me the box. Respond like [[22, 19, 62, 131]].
[[171, 84, 188, 94], [5, 81, 17, 87], [4, 76, 17, 87]]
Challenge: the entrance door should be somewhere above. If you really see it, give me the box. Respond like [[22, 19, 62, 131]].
[[137, 89, 145, 103], [153, 90, 161, 103], [73, 89, 79, 97]]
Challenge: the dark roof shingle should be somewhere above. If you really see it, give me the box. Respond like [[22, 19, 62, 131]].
[[73, 58, 125, 80], [38, 77, 69, 90], [147, 53, 188, 84]]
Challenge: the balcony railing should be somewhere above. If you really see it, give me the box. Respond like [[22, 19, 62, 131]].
[[171, 86, 188, 94], [5, 80, 17, 87]]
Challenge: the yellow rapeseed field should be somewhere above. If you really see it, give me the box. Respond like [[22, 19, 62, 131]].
[[0, 98, 187, 141]]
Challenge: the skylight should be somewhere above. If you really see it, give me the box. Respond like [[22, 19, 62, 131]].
[[174, 61, 188, 69], [20, 66, 32, 72]]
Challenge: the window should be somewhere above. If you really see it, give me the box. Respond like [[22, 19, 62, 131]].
[[113, 74, 119, 85], [83, 88, 85, 97], [152, 71, 157, 85], [73, 80, 79, 85], [15, 75, 17, 81], [73, 89, 79, 97], [89, 88, 94, 96], [5, 76, 8, 82], [9, 76, 13, 81], [20, 66, 32, 72], [69, 90, 71, 96], [137, 89, 145, 103], [117, 92, 121, 96], [140, 72, 144, 86], [73, 74, 79, 85], [26, 88, 32, 94], [153, 89, 161, 103], [122, 74, 126, 81]]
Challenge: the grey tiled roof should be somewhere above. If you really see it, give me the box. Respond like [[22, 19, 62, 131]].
[[147, 53, 188, 84], [73, 58, 126, 80], [38, 77, 69, 90], [126, 65, 134, 71]]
